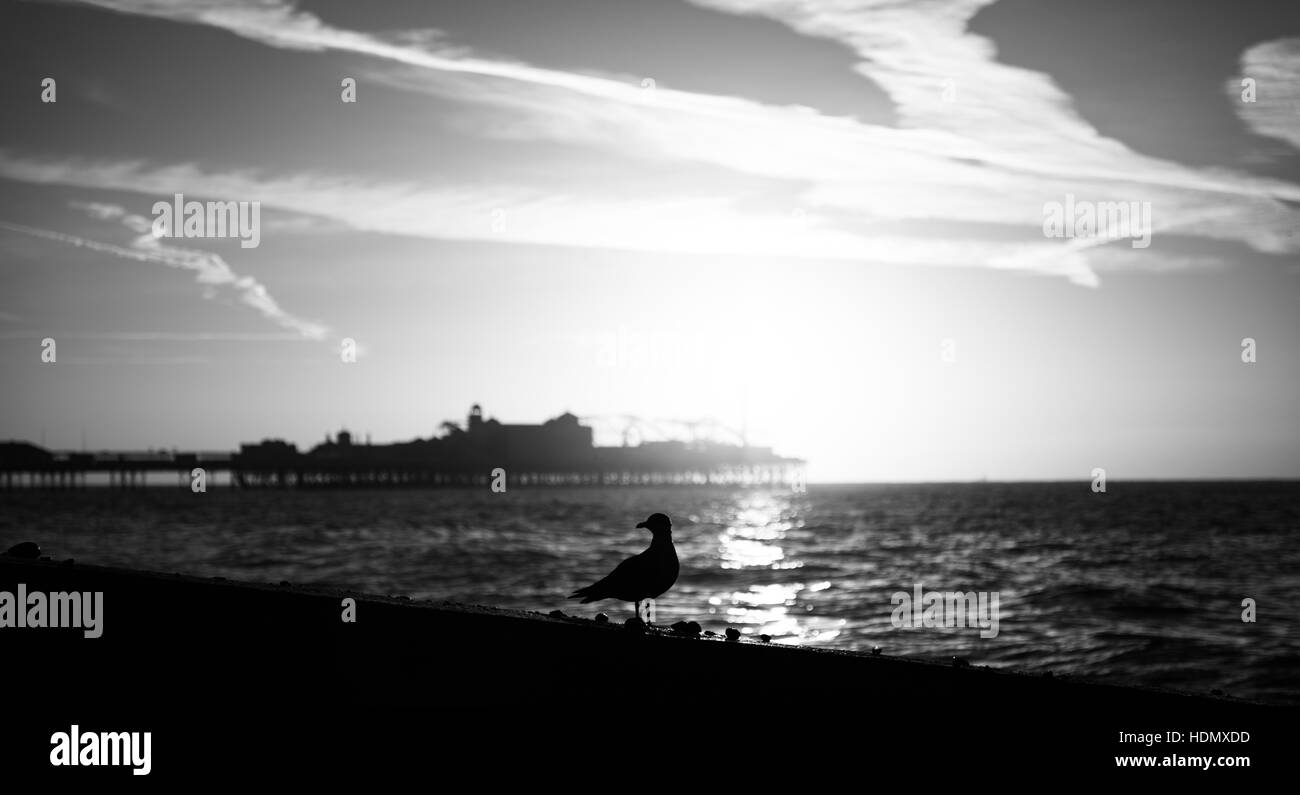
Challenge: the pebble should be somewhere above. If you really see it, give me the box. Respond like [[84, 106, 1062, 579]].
[[703, 630, 717, 637], [871, 646, 882, 656], [725, 627, 741, 641], [548, 609, 566, 618], [951, 656, 971, 669], [671, 620, 702, 637], [759, 634, 772, 643], [594, 613, 609, 624], [624, 617, 646, 633]]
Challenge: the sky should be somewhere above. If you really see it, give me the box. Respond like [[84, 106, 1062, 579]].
[[0, 0, 1298, 482]]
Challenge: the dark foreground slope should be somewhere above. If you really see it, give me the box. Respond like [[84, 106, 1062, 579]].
[[1, 555, 1289, 782]]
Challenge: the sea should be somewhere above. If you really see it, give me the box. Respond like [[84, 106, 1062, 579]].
[[2, 481, 1297, 704]]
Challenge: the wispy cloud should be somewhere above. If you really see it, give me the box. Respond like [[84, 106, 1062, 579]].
[[0, 330, 319, 341], [0, 202, 330, 340], [1233, 37, 1300, 152], [23, 0, 1300, 287], [0, 150, 1103, 285]]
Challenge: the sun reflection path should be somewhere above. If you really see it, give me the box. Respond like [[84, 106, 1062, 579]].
[[718, 493, 801, 570], [710, 491, 846, 644]]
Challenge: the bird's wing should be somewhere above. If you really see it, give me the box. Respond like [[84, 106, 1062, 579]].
[[569, 551, 649, 600]]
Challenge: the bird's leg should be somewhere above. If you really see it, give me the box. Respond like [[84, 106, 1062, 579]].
[[634, 600, 641, 623], [645, 598, 655, 627]]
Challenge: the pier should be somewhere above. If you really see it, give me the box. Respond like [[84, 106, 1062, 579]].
[[0, 405, 804, 489]]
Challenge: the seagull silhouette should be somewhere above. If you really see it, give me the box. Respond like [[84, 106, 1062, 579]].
[[569, 512, 679, 623]]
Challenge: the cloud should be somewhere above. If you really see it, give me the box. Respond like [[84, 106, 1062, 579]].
[[0, 203, 330, 340], [0, 330, 312, 341], [26, 0, 1300, 287], [1233, 37, 1300, 152], [0, 150, 1102, 285]]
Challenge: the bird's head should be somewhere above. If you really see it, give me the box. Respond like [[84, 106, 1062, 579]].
[[636, 512, 672, 536]]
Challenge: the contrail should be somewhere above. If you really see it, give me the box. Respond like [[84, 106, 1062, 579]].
[[0, 213, 329, 341]]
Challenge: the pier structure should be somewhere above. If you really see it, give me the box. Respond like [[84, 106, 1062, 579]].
[[0, 405, 804, 490]]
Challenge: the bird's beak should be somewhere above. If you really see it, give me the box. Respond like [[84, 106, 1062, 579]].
[[636, 521, 648, 529]]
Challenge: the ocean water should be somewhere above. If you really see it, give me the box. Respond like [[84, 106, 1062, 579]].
[[3, 482, 1297, 704]]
